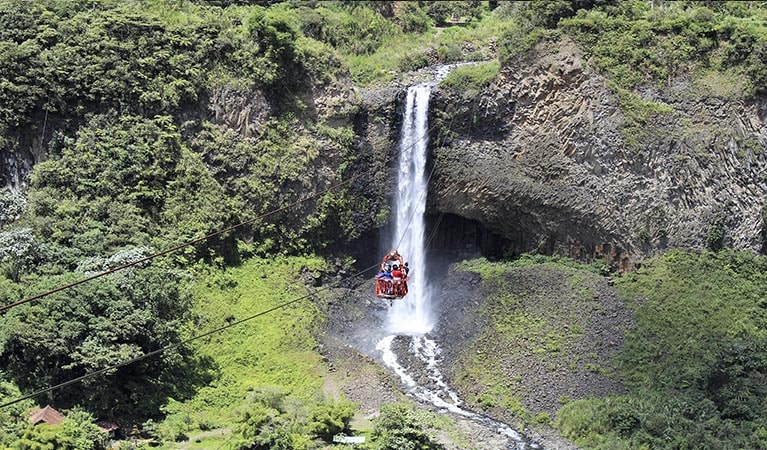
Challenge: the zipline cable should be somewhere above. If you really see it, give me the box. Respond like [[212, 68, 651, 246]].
[[0, 261, 381, 409], [0, 185, 453, 410], [0, 120, 442, 314]]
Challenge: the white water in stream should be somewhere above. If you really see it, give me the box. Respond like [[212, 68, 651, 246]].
[[376, 69, 536, 449]]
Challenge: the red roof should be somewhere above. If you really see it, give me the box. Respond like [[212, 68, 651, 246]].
[[30, 405, 64, 425]]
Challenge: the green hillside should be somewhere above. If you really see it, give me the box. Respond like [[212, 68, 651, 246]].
[[1, 0, 767, 449]]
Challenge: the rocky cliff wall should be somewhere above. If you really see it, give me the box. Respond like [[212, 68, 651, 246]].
[[429, 39, 767, 269], [5, 37, 767, 269]]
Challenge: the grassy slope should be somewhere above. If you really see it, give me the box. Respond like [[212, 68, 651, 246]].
[[157, 256, 330, 447], [446, 256, 622, 429], [555, 249, 767, 449], [452, 251, 767, 450]]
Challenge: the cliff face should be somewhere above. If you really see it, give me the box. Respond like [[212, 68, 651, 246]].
[[429, 40, 767, 269], [5, 37, 767, 266]]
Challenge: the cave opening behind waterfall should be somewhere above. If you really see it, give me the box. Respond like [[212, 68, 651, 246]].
[[419, 212, 514, 277]]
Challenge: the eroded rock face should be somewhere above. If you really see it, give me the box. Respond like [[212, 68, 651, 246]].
[[429, 40, 767, 268], [208, 86, 272, 138]]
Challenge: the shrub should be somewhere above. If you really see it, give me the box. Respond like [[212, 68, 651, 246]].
[[397, 2, 432, 33], [309, 399, 356, 442], [372, 403, 445, 450], [397, 51, 430, 72], [440, 60, 500, 91]]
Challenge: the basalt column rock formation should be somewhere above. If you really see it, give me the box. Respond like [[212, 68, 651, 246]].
[[429, 40, 767, 269]]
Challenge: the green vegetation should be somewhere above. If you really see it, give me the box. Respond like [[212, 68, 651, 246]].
[[2, 0, 767, 448], [0, 259, 198, 419], [12, 409, 108, 450], [558, 250, 767, 449], [456, 251, 767, 449], [157, 257, 328, 435], [440, 60, 501, 92], [371, 403, 447, 450], [0, 382, 34, 445], [560, 2, 767, 95], [344, 7, 511, 85], [451, 256, 612, 426], [491, 1, 767, 151], [0, 0, 361, 265], [0, 1, 512, 446], [491, 1, 767, 97]]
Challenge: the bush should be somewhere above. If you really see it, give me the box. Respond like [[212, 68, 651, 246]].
[[309, 399, 356, 442], [0, 188, 25, 226], [298, 4, 401, 56], [372, 403, 445, 450], [440, 60, 500, 91], [236, 388, 359, 448], [397, 51, 430, 72], [498, 24, 552, 64], [397, 2, 432, 33]]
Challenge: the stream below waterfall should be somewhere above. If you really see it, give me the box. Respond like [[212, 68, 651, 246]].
[[376, 334, 539, 449]]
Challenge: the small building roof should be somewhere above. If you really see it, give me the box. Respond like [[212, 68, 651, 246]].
[[97, 421, 120, 432], [30, 405, 64, 426]]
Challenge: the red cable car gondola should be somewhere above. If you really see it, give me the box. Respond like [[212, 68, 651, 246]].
[[375, 250, 409, 301]]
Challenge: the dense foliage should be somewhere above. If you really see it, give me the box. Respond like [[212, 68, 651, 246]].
[[498, 0, 767, 95], [558, 250, 767, 449], [0, 259, 201, 419], [11, 409, 108, 450], [372, 403, 446, 450], [234, 388, 355, 450], [0, 1, 501, 445], [2, 0, 767, 448]]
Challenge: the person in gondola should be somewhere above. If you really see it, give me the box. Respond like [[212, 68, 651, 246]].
[[381, 249, 404, 271], [391, 264, 405, 297], [375, 266, 392, 297]]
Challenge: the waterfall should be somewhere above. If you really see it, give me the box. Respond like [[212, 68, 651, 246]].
[[387, 83, 434, 334], [375, 66, 536, 449]]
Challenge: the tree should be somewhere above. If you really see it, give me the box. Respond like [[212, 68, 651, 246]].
[[0, 228, 40, 282], [0, 259, 199, 418], [372, 403, 445, 450], [422, 1, 484, 26], [308, 399, 356, 442], [26, 113, 182, 258], [0, 188, 26, 226], [0, 380, 34, 447], [12, 424, 76, 450]]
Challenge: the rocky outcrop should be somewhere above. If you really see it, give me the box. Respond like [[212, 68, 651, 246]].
[[1, 122, 49, 191], [429, 39, 767, 269], [208, 86, 272, 138]]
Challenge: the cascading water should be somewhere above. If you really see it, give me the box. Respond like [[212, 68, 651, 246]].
[[387, 82, 433, 334], [376, 67, 538, 450]]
